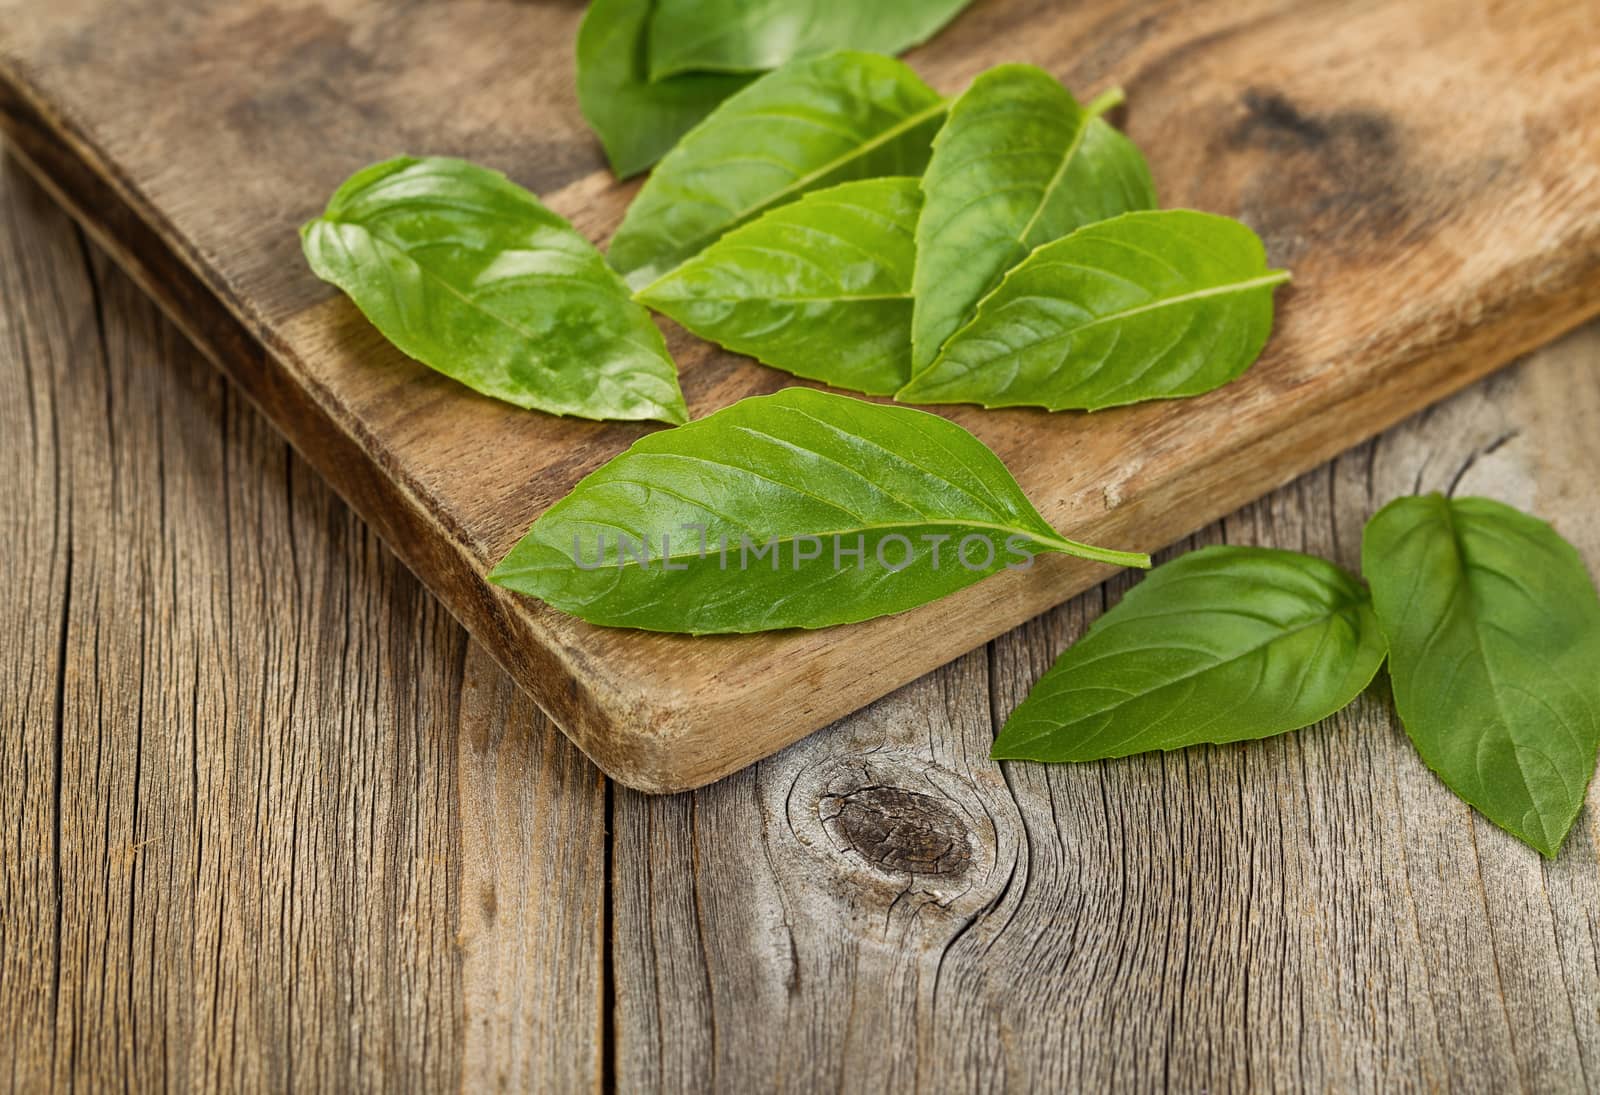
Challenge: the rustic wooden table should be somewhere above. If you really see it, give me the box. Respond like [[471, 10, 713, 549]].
[[4, 154, 1599, 1091]]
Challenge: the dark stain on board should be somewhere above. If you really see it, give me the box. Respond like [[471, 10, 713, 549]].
[[1222, 87, 1417, 262]]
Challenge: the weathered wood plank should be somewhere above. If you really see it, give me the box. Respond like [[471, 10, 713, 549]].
[[457, 643, 606, 1092], [0, 158, 606, 1093], [0, 147, 77, 1095], [612, 325, 1600, 1091]]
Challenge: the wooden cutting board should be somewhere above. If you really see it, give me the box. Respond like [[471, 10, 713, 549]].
[[3, 0, 1597, 792]]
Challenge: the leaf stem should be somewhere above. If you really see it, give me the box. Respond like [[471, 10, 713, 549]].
[[1085, 86, 1126, 118], [1037, 533, 1151, 570]]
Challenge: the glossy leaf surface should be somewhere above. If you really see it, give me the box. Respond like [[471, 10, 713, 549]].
[[1363, 494, 1600, 856], [301, 156, 687, 424], [576, 0, 752, 179], [897, 210, 1289, 411], [647, 0, 974, 79], [490, 389, 1148, 633], [992, 546, 1386, 761], [637, 177, 920, 395], [608, 52, 944, 287], [911, 65, 1157, 375]]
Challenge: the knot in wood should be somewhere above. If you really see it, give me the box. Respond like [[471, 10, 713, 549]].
[[819, 784, 973, 880], [782, 751, 1000, 913]]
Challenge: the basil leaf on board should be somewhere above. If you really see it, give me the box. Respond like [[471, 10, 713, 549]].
[[489, 388, 1149, 634], [636, 177, 919, 395], [991, 546, 1386, 762], [576, 0, 753, 179], [896, 210, 1290, 411], [1363, 494, 1600, 857], [607, 52, 945, 288], [646, 0, 974, 80], [911, 65, 1157, 376], [300, 157, 688, 424]]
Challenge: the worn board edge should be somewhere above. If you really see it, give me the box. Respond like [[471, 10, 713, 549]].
[[6, 71, 1600, 793]]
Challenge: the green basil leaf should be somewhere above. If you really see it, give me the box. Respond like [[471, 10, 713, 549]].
[[636, 177, 919, 395], [911, 65, 1157, 376], [646, 0, 974, 80], [1363, 494, 1600, 857], [576, 0, 753, 179], [300, 157, 688, 425], [489, 388, 1149, 633], [608, 51, 945, 288], [992, 546, 1386, 762], [896, 210, 1290, 411]]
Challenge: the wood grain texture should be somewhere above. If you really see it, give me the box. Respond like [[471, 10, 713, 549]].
[[612, 327, 1600, 1092], [0, 159, 604, 1093], [458, 644, 607, 1092], [3, 0, 1599, 790]]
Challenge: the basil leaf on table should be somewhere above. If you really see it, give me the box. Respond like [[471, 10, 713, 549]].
[[1363, 494, 1600, 857], [608, 51, 945, 287], [992, 546, 1386, 762], [636, 177, 920, 395], [647, 0, 975, 79], [912, 65, 1157, 376], [489, 389, 1149, 634], [896, 210, 1290, 411], [576, 0, 752, 178], [300, 157, 688, 424]]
